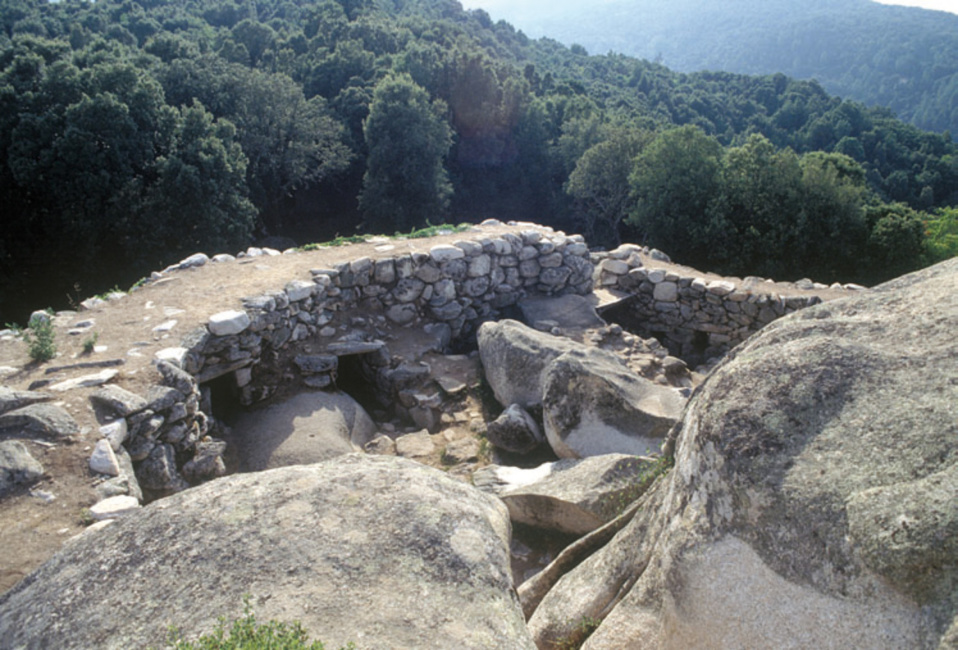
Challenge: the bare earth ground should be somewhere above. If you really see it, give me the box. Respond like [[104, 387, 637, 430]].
[[0, 222, 852, 595]]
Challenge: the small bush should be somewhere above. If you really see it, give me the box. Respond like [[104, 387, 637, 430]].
[[165, 596, 354, 650], [24, 313, 56, 362], [82, 332, 99, 354]]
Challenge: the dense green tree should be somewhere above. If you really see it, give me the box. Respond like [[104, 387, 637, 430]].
[[158, 57, 352, 230], [719, 134, 804, 275], [0, 0, 956, 323], [628, 125, 725, 265], [796, 151, 869, 280], [923, 207, 958, 264], [358, 73, 452, 232], [132, 101, 256, 261], [566, 128, 650, 247], [862, 202, 926, 281]]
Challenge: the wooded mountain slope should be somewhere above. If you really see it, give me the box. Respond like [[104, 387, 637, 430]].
[[1, 0, 956, 323], [478, 0, 958, 138]]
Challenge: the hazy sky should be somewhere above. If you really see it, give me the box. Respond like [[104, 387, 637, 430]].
[[460, 0, 958, 16], [873, 0, 958, 12]]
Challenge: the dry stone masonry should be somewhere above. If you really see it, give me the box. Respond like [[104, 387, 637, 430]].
[[178, 223, 594, 406], [593, 244, 860, 361], [66, 223, 851, 500]]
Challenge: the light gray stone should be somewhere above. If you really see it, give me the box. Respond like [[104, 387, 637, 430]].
[[154, 347, 188, 367], [208, 310, 251, 336], [600, 259, 630, 275], [653, 282, 679, 302], [364, 435, 397, 456], [89, 495, 140, 521], [48, 369, 119, 392], [494, 454, 658, 535], [90, 385, 148, 417], [430, 244, 466, 263], [177, 253, 209, 269], [395, 430, 437, 461], [100, 420, 128, 452], [0, 456, 532, 649], [285, 280, 316, 302], [706, 280, 736, 296], [529, 258, 958, 650], [542, 349, 684, 459], [89, 439, 120, 477], [0, 403, 79, 439], [0, 387, 51, 416], [0, 440, 44, 493], [478, 320, 580, 410]]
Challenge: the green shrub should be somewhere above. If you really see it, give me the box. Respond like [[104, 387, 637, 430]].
[[165, 596, 354, 650], [24, 313, 56, 363], [82, 332, 99, 355]]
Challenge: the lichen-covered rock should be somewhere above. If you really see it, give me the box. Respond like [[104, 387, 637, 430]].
[[542, 349, 684, 459], [484, 404, 544, 454], [0, 455, 533, 650], [0, 403, 79, 440], [90, 385, 148, 417], [0, 440, 44, 493], [477, 320, 579, 410], [529, 258, 958, 649], [482, 454, 658, 536], [0, 387, 51, 416]]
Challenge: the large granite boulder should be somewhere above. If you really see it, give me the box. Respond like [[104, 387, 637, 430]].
[[528, 259, 958, 649], [477, 320, 578, 410], [234, 390, 377, 471], [0, 454, 534, 649], [476, 454, 660, 536], [542, 349, 684, 459]]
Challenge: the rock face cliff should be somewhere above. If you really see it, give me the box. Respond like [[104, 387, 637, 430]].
[[0, 455, 534, 650], [529, 258, 958, 649]]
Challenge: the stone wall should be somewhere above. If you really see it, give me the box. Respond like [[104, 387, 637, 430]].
[[169, 225, 594, 407], [111, 226, 854, 496], [592, 244, 855, 363]]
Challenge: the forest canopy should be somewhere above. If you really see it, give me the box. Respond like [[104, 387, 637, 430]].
[[1, 0, 956, 322]]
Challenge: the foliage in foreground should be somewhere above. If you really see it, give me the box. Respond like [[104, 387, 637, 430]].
[[24, 313, 56, 363], [165, 596, 354, 650]]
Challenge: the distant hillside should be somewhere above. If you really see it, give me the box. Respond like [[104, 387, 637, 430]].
[[473, 0, 958, 138]]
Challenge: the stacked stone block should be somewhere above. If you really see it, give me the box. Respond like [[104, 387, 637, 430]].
[[594, 245, 831, 360]]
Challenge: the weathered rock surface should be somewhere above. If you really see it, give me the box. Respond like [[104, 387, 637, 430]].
[[477, 454, 657, 536], [0, 455, 533, 650], [529, 259, 958, 649], [0, 440, 44, 493], [484, 404, 544, 454], [542, 349, 684, 459], [0, 387, 51, 416], [0, 403, 79, 440], [234, 391, 377, 471], [477, 320, 579, 410], [90, 385, 147, 417]]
